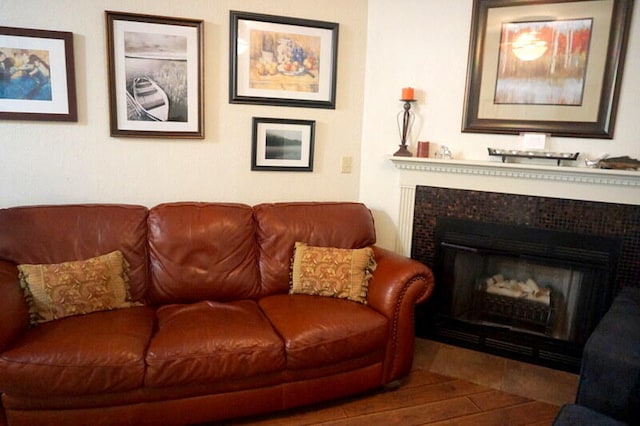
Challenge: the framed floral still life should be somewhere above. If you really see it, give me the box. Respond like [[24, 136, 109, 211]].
[[106, 11, 204, 138], [0, 26, 77, 121], [462, 0, 634, 138], [230, 11, 339, 109], [252, 117, 315, 171]]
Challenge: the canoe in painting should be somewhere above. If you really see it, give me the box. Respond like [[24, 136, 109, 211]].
[[132, 76, 169, 121]]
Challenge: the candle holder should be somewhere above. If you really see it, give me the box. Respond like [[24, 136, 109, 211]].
[[394, 99, 416, 157]]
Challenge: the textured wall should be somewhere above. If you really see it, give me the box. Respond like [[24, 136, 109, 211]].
[[0, 0, 368, 208]]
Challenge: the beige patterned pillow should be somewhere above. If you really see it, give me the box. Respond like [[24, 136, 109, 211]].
[[18, 250, 139, 325], [290, 242, 377, 304]]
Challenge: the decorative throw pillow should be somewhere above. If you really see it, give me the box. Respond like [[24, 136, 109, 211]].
[[18, 250, 140, 325], [289, 242, 377, 304]]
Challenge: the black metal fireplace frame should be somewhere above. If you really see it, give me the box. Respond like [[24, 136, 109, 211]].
[[416, 216, 622, 373]]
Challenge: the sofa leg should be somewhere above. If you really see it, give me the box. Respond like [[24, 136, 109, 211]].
[[383, 380, 403, 391]]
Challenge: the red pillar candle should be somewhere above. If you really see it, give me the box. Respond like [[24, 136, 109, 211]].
[[417, 141, 430, 158], [401, 87, 414, 100]]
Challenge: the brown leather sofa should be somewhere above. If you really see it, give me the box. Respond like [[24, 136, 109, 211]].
[[0, 201, 434, 426]]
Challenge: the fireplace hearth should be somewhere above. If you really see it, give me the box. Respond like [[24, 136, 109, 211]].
[[412, 186, 639, 373]]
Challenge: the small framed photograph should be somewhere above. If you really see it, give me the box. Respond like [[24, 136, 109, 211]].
[[230, 11, 339, 109], [252, 117, 315, 171], [106, 11, 204, 138], [462, 0, 633, 138], [0, 26, 77, 121]]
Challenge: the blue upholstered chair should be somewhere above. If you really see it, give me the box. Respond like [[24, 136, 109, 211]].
[[553, 287, 640, 425]]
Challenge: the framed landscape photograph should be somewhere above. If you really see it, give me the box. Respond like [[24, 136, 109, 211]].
[[230, 11, 339, 109], [462, 0, 634, 138], [106, 11, 203, 138], [0, 26, 77, 121], [252, 117, 315, 171]]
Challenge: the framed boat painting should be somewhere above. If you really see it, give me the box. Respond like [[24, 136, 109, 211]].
[[461, 0, 633, 139], [230, 11, 339, 109], [106, 11, 204, 138], [0, 26, 77, 121]]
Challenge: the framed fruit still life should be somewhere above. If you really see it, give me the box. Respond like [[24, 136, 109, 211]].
[[230, 11, 339, 109]]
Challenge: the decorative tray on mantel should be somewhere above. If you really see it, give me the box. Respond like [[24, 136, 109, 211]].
[[488, 148, 579, 166]]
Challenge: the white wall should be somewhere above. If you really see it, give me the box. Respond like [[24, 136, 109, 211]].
[[0, 0, 367, 207], [360, 0, 640, 249]]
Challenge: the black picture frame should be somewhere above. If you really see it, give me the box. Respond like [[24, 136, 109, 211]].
[[462, 0, 633, 138], [0, 26, 77, 122], [106, 11, 204, 138], [251, 117, 315, 171], [230, 11, 339, 109]]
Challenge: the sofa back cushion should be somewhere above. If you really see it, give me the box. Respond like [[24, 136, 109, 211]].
[[0, 204, 149, 302], [254, 202, 376, 296], [148, 202, 261, 304]]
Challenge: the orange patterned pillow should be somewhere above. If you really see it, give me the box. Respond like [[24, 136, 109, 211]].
[[18, 250, 140, 325], [290, 242, 377, 304]]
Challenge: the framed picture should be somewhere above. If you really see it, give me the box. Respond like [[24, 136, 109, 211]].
[[0, 26, 77, 121], [230, 11, 339, 109], [462, 0, 633, 138], [252, 117, 315, 171], [106, 11, 204, 138]]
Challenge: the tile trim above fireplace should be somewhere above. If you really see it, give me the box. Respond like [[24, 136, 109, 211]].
[[390, 157, 640, 256]]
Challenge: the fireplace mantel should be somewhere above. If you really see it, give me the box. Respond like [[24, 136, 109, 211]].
[[390, 157, 640, 188], [390, 156, 640, 255]]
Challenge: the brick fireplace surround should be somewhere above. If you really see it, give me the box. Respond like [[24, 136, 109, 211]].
[[390, 157, 640, 291], [411, 186, 639, 290]]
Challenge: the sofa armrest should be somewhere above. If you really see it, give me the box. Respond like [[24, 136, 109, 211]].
[[576, 287, 640, 425], [0, 260, 29, 352], [368, 246, 434, 383]]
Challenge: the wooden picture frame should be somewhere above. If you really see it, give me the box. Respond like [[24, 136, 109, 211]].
[[462, 0, 633, 138], [106, 11, 204, 138], [0, 26, 77, 121], [230, 11, 339, 109], [251, 117, 315, 171]]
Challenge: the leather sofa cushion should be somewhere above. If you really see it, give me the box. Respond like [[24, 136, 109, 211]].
[[259, 294, 388, 370], [254, 202, 377, 296], [0, 204, 149, 302], [148, 203, 261, 304], [0, 306, 155, 396], [145, 300, 285, 387]]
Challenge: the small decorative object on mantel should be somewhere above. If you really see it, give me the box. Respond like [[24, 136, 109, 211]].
[[394, 87, 416, 157], [488, 147, 579, 166], [435, 145, 453, 160], [417, 141, 430, 158], [520, 132, 548, 151], [586, 155, 640, 170]]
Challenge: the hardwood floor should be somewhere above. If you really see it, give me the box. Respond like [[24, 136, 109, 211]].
[[224, 338, 578, 426], [225, 340, 565, 426]]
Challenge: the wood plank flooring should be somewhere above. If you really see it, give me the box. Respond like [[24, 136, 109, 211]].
[[226, 365, 561, 425]]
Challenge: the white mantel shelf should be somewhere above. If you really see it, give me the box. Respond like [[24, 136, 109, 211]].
[[389, 156, 640, 256], [390, 156, 640, 188]]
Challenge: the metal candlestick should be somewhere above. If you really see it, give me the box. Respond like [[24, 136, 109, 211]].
[[394, 99, 415, 157]]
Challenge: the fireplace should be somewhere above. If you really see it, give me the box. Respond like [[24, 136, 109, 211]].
[[420, 216, 620, 372], [411, 186, 640, 373]]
